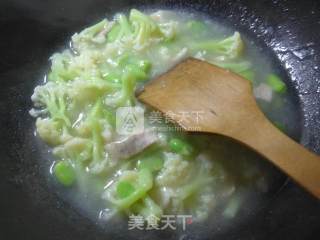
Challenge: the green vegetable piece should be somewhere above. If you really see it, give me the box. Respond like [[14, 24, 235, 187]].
[[103, 107, 116, 127], [129, 9, 164, 46], [54, 161, 76, 186], [214, 61, 252, 73], [169, 138, 193, 156], [138, 60, 152, 73], [137, 157, 164, 172], [125, 64, 148, 81], [109, 169, 153, 209], [48, 52, 79, 82], [266, 74, 287, 94], [186, 20, 207, 33], [116, 53, 130, 66], [239, 70, 255, 82], [78, 19, 108, 39], [104, 71, 122, 83], [117, 55, 151, 76], [108, 14, 133, 43], [192, 32, 244, 59], [121, 72, 136, 105], [115, 53, 151, 82], [71, 19, 109, 49], [117, 181, 136, 199], [108, 24, 121, 42], [73, 98, 106, 173], [104, 73, 133, 106], [118, 14, 132, 36]]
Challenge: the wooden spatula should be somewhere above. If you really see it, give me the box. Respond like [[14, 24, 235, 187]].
[[138, 58, 320, 199]]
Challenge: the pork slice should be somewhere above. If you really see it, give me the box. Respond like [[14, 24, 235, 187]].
[[105, 130, 158, 160]]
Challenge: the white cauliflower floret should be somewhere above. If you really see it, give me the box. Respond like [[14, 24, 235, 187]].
[[156, 152, 191, 187], [74, 117, 113, 143], [31, 82, 67, 107], [69, 50, 102, 74], [155, 152, 217, 219], [52, 137, 92, 162], [36, 118, 71, 146], [71, 19, 112, 52], [67, 79, 113, 103]]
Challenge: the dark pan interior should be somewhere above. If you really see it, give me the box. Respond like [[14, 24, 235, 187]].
[[0, 0, 320, 240]]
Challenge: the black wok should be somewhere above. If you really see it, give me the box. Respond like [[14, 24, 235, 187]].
[[0, 0, 320, 239]]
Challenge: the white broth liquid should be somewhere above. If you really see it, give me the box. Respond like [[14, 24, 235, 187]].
[[32, 9, 300, 238]]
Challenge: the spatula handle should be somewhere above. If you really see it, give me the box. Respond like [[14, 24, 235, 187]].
[[234, 108, 320, 199]]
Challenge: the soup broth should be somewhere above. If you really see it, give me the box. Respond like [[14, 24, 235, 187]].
[[31, 9, 300, 237]]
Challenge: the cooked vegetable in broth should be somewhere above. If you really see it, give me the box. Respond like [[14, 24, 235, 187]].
[[30, 9, 298, 231]]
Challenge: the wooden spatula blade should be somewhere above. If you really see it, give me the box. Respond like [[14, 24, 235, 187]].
[[137, 57, 320, 199], [138, 58, 255, 134]]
